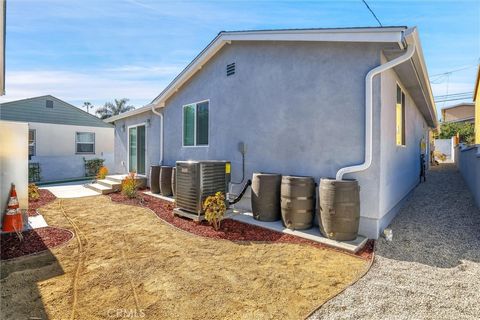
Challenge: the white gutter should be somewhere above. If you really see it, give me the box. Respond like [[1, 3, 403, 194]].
[[150, 103, 164, 165], [335, 35, 416, 181]]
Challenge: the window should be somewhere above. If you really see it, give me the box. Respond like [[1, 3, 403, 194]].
[[76, 132, 95, 153], [396, 85, 406, 146], [28, 129, 36, 158], [183, 101, 209, 146], [46, 100, 53, 108]]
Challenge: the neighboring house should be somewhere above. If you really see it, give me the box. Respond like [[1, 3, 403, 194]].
[[0, 95, 114, 182], [106, 26, 437, 239], [441, 103, 475, 123], [474, 65, 480, 144]]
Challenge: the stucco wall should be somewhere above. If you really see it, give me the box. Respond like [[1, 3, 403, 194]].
[[28, 122, 114, 181], [458, 146, 480, 208], [112, 111, 161, 175], [159, 41, 385, 238], [377, 59, 429, 237], [0, 121, 28, 225]]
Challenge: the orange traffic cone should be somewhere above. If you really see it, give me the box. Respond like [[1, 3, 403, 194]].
[[2, 184, 24, 233]]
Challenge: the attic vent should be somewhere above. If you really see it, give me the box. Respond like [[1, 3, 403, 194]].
[[226, 63, 235, 76], [46, 100, 53, 108]]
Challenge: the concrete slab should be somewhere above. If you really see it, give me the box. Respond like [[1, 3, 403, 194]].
[[26, 215, 48, 229], [41, 184, 100, 198], [143, 191, 175, 203], [230, 212, 368, 253]]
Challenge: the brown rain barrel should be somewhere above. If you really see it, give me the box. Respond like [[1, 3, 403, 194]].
[[149, 165, 161, 194], [159, 166, 173, 196], [319, 179, 360, 241], [281, 176, 315, 230], [171, 167, 176, 198], [251, 173, 281, 221]]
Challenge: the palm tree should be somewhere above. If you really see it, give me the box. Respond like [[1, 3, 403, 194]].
[[82, 101, 93, 114], [95, 98, 135, 119]]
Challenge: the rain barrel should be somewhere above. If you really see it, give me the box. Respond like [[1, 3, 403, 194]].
[[251, 173, 281, 221], [159, 166, 173, 196], [319, 179, 360, 241], [171, 167, 176, 198], [281, 176, 315, 230], [149, 165, 161, 194]]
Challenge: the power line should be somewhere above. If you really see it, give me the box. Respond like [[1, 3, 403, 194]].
[[362, 0, 382, 27]]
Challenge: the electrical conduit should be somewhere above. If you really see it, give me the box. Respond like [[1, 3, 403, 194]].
[[151, 104, 164, 165], [336, 35, 416, 181]]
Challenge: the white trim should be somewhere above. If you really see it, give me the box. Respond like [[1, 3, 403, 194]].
[[182, 99, 210, 148], [127, 123, 148, 175]]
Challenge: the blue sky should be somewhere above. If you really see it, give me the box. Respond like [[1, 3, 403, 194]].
[[1, 0, 479, 116]]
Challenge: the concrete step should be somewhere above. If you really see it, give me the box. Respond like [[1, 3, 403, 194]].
[[85, 183, 114, 195], [97, 179, 121, 191]]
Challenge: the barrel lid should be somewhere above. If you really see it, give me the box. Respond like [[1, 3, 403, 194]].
[[253, 172, 281, 177], [282, 175, 314, 182]]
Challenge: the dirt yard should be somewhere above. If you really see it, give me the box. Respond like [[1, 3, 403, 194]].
[[1, 196, 369, 320]]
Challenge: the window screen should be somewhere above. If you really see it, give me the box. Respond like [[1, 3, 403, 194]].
[[396, 85, 406, 146], [183, 101, 209, 146], [29, 129, 36, 157], [76, 132, 95, 153]]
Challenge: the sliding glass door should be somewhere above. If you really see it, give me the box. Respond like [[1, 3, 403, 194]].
[[128, 125, 146, 175]]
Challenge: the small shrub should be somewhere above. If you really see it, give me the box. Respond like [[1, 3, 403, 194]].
[[84, 158, 105, 177], [121, 172, 138, 198], [97, 166, 109, 179], [28, 183, 40, 201], [203, 192, 227, 230]]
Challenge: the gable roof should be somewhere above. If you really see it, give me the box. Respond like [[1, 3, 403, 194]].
[[106, 26, 437, 127], [441, 102, 475, 111], [0, 95, 113, 128]]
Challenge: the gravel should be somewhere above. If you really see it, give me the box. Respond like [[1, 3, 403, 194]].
[[310, 164, 480, 320]]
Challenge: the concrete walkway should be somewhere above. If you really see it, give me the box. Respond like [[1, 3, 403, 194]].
[[41, 183, 100, 198], [311, 164, 480, 319]]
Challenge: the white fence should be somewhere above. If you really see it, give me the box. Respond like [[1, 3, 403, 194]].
[[435, 137, 456, 162]]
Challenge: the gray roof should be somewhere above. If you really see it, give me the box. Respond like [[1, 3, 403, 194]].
[[0, 95, 112, 128]]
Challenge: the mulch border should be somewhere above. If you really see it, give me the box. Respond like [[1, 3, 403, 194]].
[[107, 191, 374, 260], [1, 189, 73, 261], [0, 226, 74, 261]]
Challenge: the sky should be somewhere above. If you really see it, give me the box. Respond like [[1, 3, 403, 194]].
[[1, 0, 479, 117]]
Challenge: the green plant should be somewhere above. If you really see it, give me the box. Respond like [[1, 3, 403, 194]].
[[28, 163, 41, 182], [28, 183, 40, 201], [436, 122, 475, 145], [121, 172, 139, 198], [203, 192, 227, 230], [84, 158, 105, 177], [95, 98, 135, 120], [97, 166, 109, 179]]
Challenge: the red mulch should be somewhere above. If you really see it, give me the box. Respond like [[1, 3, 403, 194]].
[[108, 192, 374, 260], [28, 189, 57, 216], [1, 227, 73, 260]]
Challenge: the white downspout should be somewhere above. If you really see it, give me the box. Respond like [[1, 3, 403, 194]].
[[151, 104, 164, 165], [335, 41, 416, 181]]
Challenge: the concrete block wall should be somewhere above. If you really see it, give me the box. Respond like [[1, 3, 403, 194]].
[[457, 145, 480, 208]]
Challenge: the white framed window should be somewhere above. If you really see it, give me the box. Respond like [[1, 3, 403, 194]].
[[183, 100, 209, 146], [28, 129, 36, 157], [396, 84, 406, 146], [76, 132, 95, 154]]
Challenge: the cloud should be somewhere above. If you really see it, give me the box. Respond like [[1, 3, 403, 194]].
[[0, 67, 178, 109]]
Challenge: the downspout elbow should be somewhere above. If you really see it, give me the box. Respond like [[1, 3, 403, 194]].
[[335, 42, 416, 181]]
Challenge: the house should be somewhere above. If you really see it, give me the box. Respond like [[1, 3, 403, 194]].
[[106, 26, 437, 239], [474, 65, 480, 144], [441, 103, 475, 124], [0, 95, 114, 182]]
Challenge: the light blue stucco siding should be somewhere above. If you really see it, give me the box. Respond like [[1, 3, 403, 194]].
[[160, 41, 385, 237], [112, 111, 161, 174]]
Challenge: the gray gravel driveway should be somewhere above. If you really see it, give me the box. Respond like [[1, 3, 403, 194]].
[[310, 164, 480, 320]]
